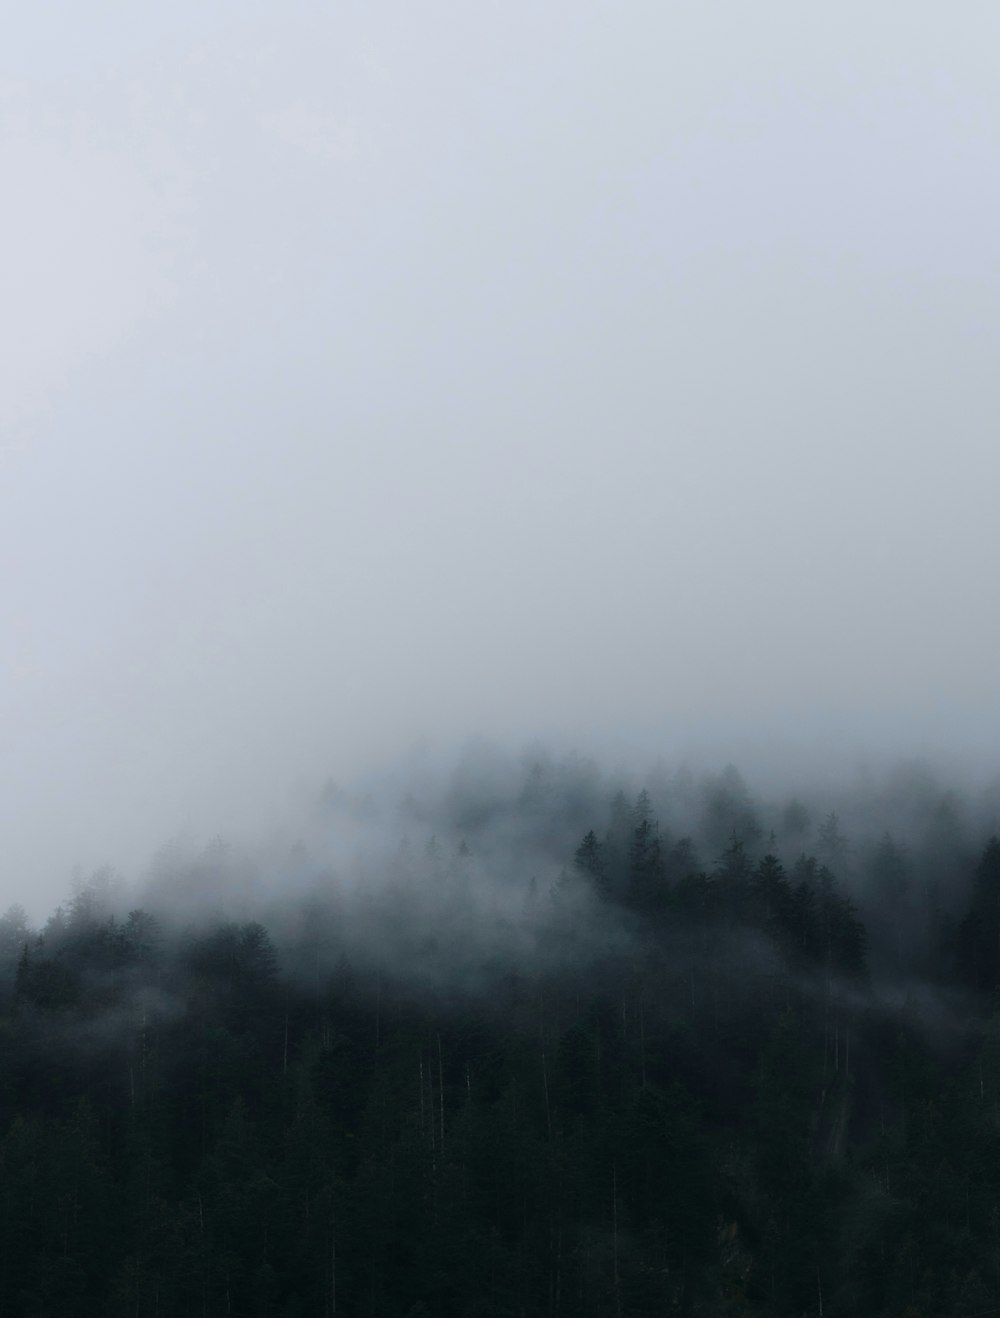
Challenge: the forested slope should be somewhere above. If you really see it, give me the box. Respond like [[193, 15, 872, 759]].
[[2, 756, 1000, 1316]]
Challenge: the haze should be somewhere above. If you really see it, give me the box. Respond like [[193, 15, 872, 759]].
[[2, 2, 999, 915]]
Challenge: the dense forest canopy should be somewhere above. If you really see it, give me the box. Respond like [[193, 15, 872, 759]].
[[3, 748, 1000, 1316]]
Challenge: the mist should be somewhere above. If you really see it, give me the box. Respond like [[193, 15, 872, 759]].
[[3, 3, 1000, 917], [7, 10, 1000, 1311], [11, 739, 996, 1000]]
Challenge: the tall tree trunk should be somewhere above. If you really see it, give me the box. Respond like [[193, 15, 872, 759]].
[[612, 1164, 622, 1318]]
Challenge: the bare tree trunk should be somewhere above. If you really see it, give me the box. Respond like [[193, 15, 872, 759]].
[[834, 1017, 839, 1073], [541, 1044, 552, 1142], [639, 1003, 647, 1090], [330, 1223, 337, 1317], [140, 1006, 148, 1102], [555, 1228, 562, 1318], [428, 1051, 437, 1178], [612, 1165, 622, 1318], [438, 1034, 445, 1153]]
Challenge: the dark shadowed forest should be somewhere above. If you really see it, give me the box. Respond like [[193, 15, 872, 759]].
[[4, 750, 1000, 1316]]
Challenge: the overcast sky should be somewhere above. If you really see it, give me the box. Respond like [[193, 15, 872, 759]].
[[2, 2, 999, 912]]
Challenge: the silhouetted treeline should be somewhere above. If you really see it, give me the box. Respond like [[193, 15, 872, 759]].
[[2, 754, 1000, 1315]]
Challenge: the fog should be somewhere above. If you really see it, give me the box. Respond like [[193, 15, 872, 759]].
[[3, 3, 1000, 914], [7, 740, 993, 1041]]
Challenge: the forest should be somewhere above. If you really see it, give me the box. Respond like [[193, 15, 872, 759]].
[[2, 750, 1000, 1316]]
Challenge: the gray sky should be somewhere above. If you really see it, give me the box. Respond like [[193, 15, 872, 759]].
[[2, 2, 999, 914]]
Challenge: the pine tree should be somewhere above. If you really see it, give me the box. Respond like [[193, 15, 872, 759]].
[[574, 830, 609, 899]]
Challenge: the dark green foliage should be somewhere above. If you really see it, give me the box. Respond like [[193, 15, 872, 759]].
[[702, 766, 762, 852], [573, 830, 608, 899], [626, 809, 668, 914], [782, 798, 811, 839], [4, 772, 1000, 1315], [0, 904, 30, 996], [817, 812, 848, 867], [958, 837, 1000, 994]]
